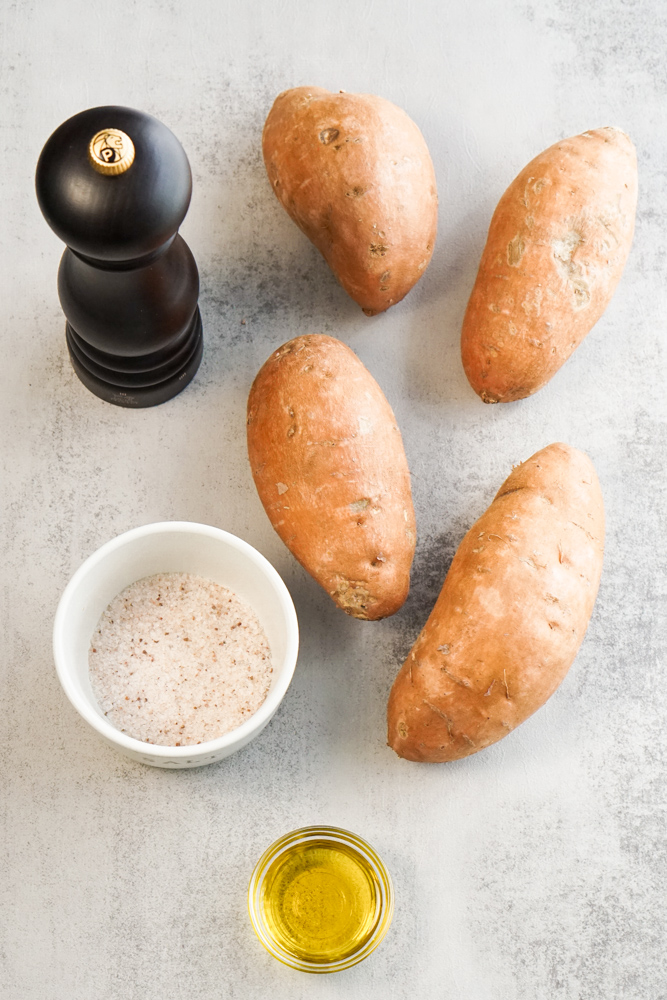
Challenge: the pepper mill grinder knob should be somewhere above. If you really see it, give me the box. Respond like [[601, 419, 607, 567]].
[[36, 106, 203, 407]]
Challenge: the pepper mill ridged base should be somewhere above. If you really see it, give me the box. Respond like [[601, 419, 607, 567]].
[[65, 309, 203, 408]]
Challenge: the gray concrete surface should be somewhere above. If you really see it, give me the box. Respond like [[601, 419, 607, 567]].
[[1, 1, 666, 996]]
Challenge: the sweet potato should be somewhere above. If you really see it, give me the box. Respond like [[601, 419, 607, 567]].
[[461, 127, 637, 402], [387, 443, 604, 761], [247, 334, 416, 619], [262, 87, 437, 316]]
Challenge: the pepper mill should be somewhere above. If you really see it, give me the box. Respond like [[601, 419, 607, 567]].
[[36, 106, 203, 407]]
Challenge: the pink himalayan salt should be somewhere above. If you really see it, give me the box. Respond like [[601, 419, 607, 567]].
[[88, 572, 273, 746]]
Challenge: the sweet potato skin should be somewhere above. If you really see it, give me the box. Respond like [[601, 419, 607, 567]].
[[387, 443, 604, 761], [461, 127, 637, 403], [262, 87, 437, 316], [247, 334, 416, 620]]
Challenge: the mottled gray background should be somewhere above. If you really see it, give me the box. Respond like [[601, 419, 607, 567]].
[[1, 0, 665, 996]]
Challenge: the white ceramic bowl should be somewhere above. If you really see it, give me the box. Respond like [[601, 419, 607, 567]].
[[53, 521, 299, 768]]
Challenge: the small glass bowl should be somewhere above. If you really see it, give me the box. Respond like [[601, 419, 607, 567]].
[[247, 825, 394, 974]]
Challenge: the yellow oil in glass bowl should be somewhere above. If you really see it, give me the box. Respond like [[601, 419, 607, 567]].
[[248, 826, 393, 973]]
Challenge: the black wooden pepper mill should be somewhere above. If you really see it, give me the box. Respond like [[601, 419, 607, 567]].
[[36, 106, 203, 407]]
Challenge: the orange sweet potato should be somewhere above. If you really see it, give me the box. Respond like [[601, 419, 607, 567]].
[[247, 334, 416, 619], [387, 443, 604, 761], [262, 87, 437, 316], [461, 127, 637, 402]]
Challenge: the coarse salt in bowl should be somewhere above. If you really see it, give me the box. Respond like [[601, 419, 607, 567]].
[[53, 522, 299, 768]]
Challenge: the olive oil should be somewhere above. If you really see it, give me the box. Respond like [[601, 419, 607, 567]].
[[260, 839, 381, 963], [249, 826, 394, 972]]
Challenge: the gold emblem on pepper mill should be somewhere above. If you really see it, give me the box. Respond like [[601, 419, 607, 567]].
[[88, 128, 135, 176]]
